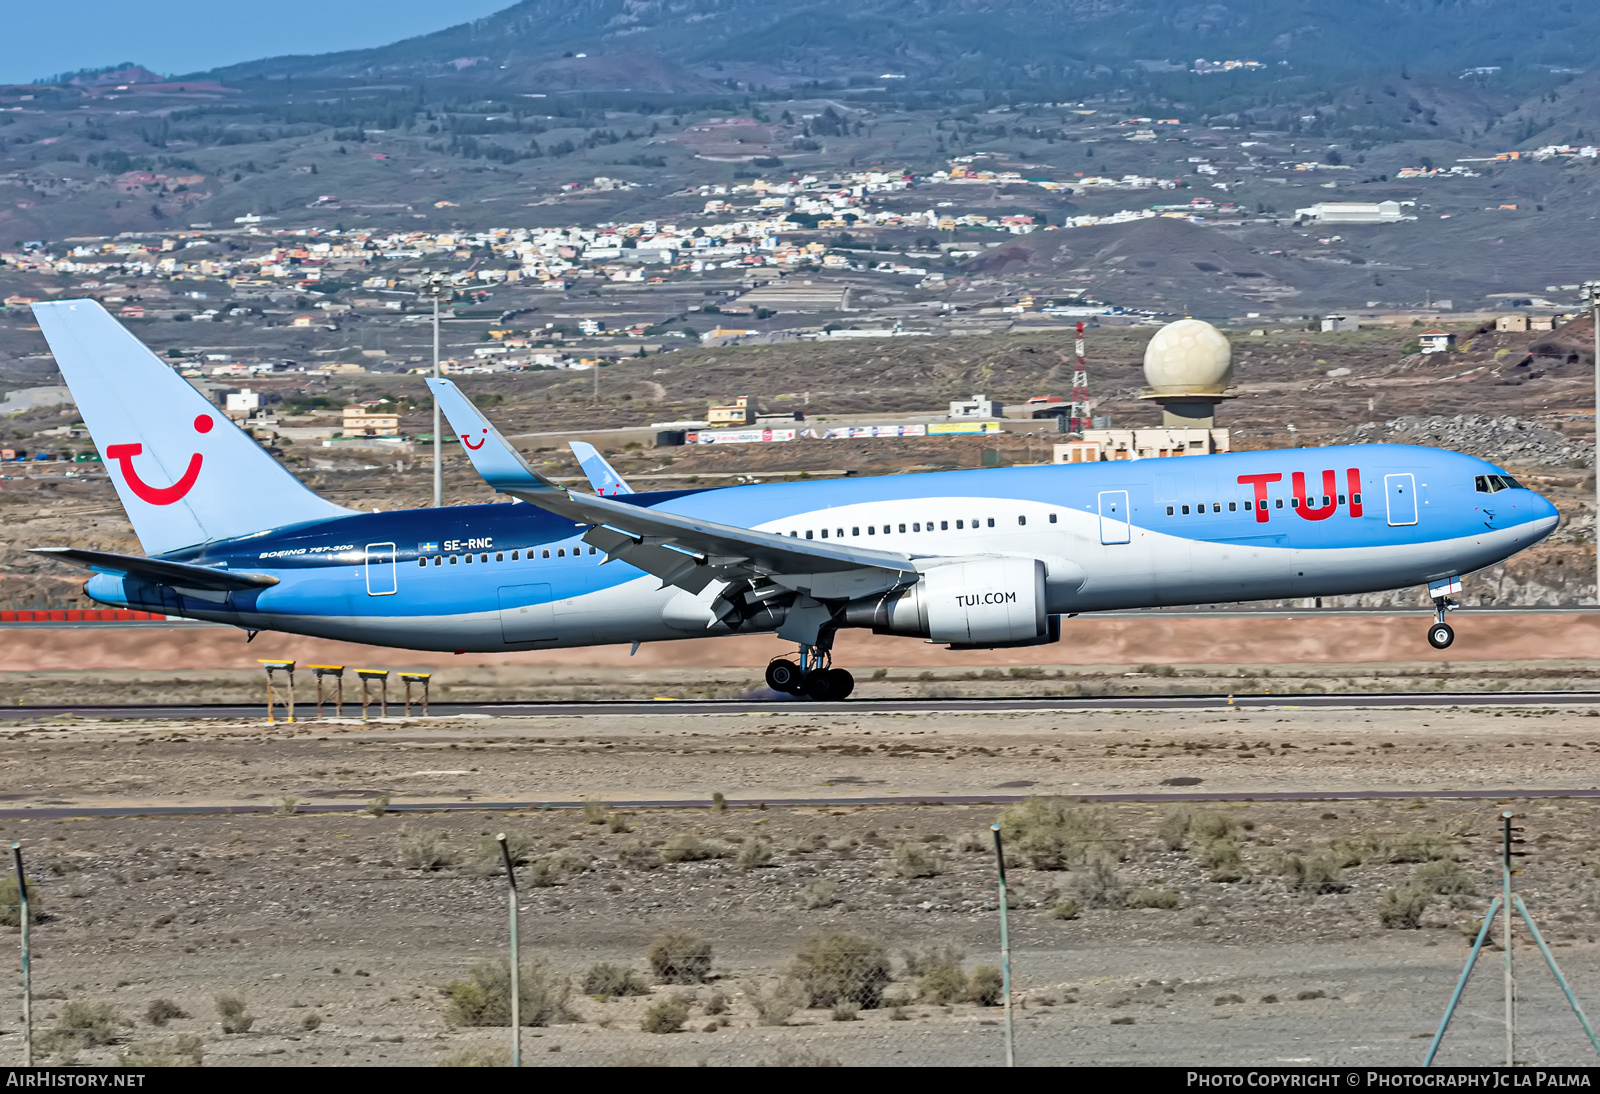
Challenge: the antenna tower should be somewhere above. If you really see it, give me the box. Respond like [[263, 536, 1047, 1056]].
[[1069, 321, 1091, 435]]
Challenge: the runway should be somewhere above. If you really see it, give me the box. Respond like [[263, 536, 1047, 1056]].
[[0, 785, 1595, 821], [4, 689, 1600, 721]]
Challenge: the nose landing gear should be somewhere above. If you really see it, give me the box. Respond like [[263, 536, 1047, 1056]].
[[1425, 577, 1462, 650], [765, 643, 855, 700]]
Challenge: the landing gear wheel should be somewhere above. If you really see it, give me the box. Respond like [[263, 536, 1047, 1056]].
[[829, 668, 855, 699], [804, 668, 852, 701], [1428, 622, 1455, 650], [765, 659, 804, 694]]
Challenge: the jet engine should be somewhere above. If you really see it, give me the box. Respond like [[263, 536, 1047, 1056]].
[[841, 557, 1051, 647]]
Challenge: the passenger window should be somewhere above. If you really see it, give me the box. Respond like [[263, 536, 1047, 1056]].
[[481, 554, 489, 563], [821, 529, 829, 538], [806, 531, 813, 539], [589, 546, 596, 555], [496, 552, 504, 562], [852, 527, 860, 536], [1275, 499, 1284, 509], [512, 550, 520, 560], [450, 555, 457, 565], [837, 529, 844, 538], [1244, 501, 1251, 510], [542, 548, 550, 558], [1228, 501, 1237, 512], [1166, 506, 1175, 516], [1018, 515, 1026, 525], [417, 558, 426, 567], [986, 518, 995, 528], [1337, 495, 1345, 505], [1353, 493, 1362, 504], [899, 523, 907, 533], [1212, 503, 1220, 513], [789, 531, 797, 537], [955, 520, 963, 529], [1181, 505, 1190, 515], [941, 521, 949, 530], [1048, 513, 1057, 523], [464, 554, 472, 564], [434, 556, 442, 566], [1290, 498, 1300, 508], [913, 522, 920, 532]]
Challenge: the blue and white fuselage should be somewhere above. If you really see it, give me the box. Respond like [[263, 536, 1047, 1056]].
[[26, 300, 1559, 685], [89, 446, 1553, 652]]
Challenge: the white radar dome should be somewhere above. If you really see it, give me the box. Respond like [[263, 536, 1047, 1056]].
[[1142, 318, 1232, 394]]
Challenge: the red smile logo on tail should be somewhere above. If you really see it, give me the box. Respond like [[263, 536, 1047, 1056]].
[[461, 428, 488, 451], [105, 414, 211, 505]]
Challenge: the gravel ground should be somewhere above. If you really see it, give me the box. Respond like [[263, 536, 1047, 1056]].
[[0, 703, 1598, 1065]]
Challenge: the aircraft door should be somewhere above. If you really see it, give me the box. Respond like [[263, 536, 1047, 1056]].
[[1384, 474, 1418, 526], [1098, 490, 1131, 544], [364, 542, 397, 595], [499, 584, 555, 644]]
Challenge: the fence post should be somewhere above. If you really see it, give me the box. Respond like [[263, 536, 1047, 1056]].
[[497, 833, 521, 1067], [1503, 810, 1516, 1066], [990, 822, 1015, 1067], [12, 843, 29, 1067]]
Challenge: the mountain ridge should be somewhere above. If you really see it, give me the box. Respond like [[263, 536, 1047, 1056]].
[[198, 1, 1600, 90]]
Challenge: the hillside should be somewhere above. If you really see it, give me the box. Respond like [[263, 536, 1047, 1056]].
[[205, 0, 1600, 89]]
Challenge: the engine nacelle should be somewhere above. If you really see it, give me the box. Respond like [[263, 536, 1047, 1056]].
[[843, 557, 1050, 647]]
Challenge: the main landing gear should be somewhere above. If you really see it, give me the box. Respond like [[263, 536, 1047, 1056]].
[[766, 645, 855, 701]]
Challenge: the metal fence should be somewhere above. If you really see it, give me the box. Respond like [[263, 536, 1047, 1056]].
[[3, 805, 1600, 1067]]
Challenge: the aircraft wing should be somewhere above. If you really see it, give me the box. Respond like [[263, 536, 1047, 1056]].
[[568, 441, 634, 495], [31, 547, 280, 591], [428, 378, 916, 598]]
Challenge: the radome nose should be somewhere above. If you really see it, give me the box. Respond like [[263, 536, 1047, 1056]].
[[1529, 493, 1560, 538]]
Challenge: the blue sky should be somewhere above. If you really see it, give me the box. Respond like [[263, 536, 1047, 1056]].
[[1, 1, 514, 84]]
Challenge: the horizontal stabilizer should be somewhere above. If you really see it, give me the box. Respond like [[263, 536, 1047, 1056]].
[[31, 547, 279, 591]]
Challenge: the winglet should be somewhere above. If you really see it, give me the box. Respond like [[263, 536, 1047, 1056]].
[[425, 377, 563, 496], [568, 441, 635, 496]]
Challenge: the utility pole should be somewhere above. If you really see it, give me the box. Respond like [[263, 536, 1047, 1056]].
[[429, 274, 445, 508], [1069, 321, 1090, 436], [1584, 282, 1600, 606]]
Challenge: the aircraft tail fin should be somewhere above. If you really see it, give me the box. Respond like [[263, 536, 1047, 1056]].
[[31, 300, 352, 555], [568, 441, 634, 496]]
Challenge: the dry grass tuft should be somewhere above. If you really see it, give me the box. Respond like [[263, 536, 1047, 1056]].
[[215, 994, 253, 1035], [442, 960, 573, 1027], [118, 1033, 203, 1067], [648, 931, 713, 984], [790, 933, 892, 1010], [397, 829, 455, 872], [891, 841, 944, 878], [998, 798, 1123, 870], [582, 963, 651, 998], [1377, 883, 1433, 929], [640, 996, 690, 1034], [143, 998, 186, 1027]]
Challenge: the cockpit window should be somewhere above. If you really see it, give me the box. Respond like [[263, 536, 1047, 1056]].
[[1475, 474, 1523, 493]]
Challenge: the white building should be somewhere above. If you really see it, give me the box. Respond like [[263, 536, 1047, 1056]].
[[1054, 428, 1231, 463], [950, 393, 1003, 419], [1294, 201, 1407, 224]]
